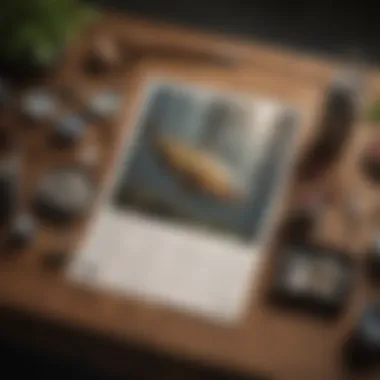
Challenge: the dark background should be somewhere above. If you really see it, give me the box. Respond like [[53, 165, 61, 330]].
[[92, 1, 380, 65], [3, 1, 379, 379]]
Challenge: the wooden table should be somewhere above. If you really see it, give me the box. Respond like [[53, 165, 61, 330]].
[[1, 12, 380, 380]]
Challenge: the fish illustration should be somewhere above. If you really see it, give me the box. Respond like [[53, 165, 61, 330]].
[[154, 135, 244, 202]]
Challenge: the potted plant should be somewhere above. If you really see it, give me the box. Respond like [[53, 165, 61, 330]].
[[0, 0, 97, 81]]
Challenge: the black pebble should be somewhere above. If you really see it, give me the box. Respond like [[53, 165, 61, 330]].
[[52, 115, 86, 148]]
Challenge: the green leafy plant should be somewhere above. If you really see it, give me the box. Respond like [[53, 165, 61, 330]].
[[0, 0, 97, 67], [368, 100, 380, 125]]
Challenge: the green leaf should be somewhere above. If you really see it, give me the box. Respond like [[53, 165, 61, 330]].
[[34, 38, 59, 65], [368, 101, 380, 124], [0, 0, 98, 66]]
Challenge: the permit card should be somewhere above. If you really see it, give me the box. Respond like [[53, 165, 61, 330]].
[[67, 77, 301, 324]]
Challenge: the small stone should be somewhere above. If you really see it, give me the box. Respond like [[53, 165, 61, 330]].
[[21, 89, 58, 122], [52, 115, 87, 147], [35, 167, 95, 224], [87, 91, 122, 120], [7, 213, 37, 250]]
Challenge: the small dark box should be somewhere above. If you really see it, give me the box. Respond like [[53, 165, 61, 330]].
[[269, 243, 355, 318]]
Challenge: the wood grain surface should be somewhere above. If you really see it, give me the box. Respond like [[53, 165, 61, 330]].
[[1, 12, 380, 380]]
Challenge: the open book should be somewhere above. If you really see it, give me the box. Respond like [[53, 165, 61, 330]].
[[68, 79, 301, 324]]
